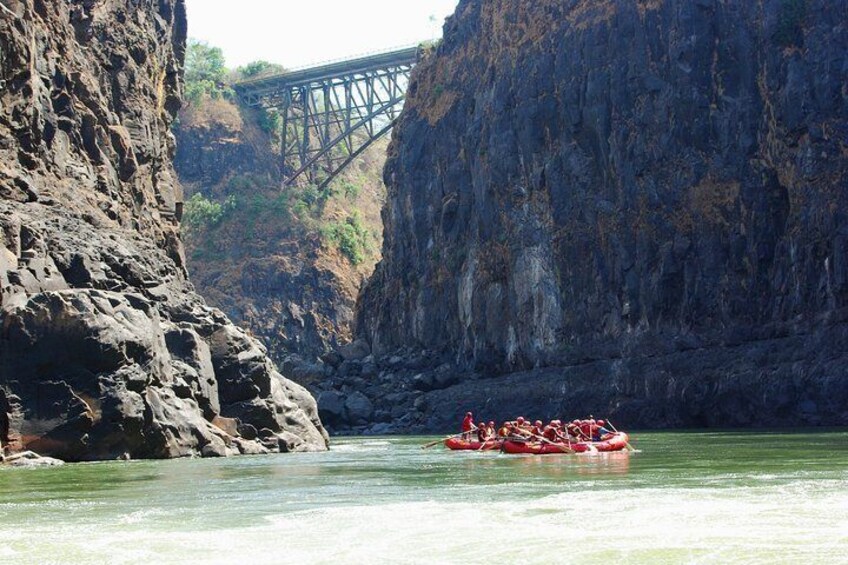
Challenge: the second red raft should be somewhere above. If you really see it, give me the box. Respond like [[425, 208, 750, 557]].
[[501, 432, 630, 455]]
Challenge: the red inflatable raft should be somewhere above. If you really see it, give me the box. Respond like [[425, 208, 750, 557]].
[[501, 432, 630, 455], [444, 437, 504, 451]]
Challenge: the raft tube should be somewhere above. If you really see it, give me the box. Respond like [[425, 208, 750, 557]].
[[501, 432, 630, 455], [444, 438, 503, 451]]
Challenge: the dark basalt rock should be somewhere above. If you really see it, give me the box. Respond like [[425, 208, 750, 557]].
[[0, 0, 327, 460], [341, 0, 848, 430]]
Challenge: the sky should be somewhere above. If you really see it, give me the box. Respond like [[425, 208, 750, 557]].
[[184, 0, 461, 69]]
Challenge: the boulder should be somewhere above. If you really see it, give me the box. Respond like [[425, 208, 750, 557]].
[[412, 373, 435, 392], [345, 392, 374, 424], [317, 391, 346, 422], [338, 339, 370, 361]]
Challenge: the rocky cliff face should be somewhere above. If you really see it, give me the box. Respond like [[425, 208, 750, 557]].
[[0, 0, 327, 460], [345, 0, 848, 431], [173, 96, 386, 377]]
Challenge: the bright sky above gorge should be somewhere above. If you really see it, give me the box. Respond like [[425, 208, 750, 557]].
[[184, 0, 462, 69]]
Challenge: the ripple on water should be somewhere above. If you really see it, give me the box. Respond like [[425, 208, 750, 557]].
[[0, 431, 846, 564]]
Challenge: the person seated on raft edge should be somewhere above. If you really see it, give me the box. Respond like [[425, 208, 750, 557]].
[[569, 420, 589, 441], [461, 411, 475, 440], [476, 421, 489, 442], [503, 420, 520, 439], [594, 419, 612, 441], [586, 417, 612, 441], [531, 420, 545, 440], [487, 421, 496, 440], [520, 418, 536, 439], [498, 422, 510, 438], [572, 419, 592, 441], [553, 421, 575, 443], [512, 417, 529, 438], [542, 422, 558, 443]]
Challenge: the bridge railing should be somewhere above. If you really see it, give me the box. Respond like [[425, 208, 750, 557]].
[[234, 43, 425, 94]]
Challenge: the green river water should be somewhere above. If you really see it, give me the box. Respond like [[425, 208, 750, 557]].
[[1, 430, 847, 564]]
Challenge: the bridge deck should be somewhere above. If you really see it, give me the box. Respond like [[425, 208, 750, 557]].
[[234, 46, 420, 97], [231, 44, 423, 188]]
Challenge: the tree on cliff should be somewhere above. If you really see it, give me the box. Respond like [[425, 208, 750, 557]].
[[238, 60, 286, 79], [184, 39, 231, 103]]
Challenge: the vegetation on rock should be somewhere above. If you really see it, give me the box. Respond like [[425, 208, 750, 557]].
[[175, 40, 386, 367], [184, 40, 234, 104]]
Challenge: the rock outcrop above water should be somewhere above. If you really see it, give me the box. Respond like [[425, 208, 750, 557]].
[[340, 0, 848, 431], [0, 0, 327, 460]]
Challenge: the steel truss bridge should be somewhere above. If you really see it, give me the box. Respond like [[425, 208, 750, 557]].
[[234, 46, 422, 189]]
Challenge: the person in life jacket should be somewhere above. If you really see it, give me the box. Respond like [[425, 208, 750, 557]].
[[553, 421, 572, 443], [514, 417, 530, 438], [498, 422, 510, 437], [587, 419, 598, 440], [579, 420, 592, 441], [487, 421, 496, 439], [542, 423, 558, 442], [595, 419, 612, 440], [565, 420, 581, 440], [477, 422, 489, 442], [461, 412, 475, 440], [531, 420, 544, 439]]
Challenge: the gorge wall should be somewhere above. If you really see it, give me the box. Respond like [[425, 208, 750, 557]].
[[0, 0, 327, 460], [173, 96, 386, 377], [320, 0, 848, 433]]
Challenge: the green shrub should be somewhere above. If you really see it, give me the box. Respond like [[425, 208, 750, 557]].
[[293, 200, 310, 219], [182, 193, 237, 232], [299, 184, 321, 207], [258, 108, 282, 137], [238, 60, 285, 79], [185, 40, 234, 104], [322, 212, 372, 265], [341, 181, 361, 200]]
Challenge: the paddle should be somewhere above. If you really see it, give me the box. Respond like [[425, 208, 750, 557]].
[[528, 432, 574, 454], [604, 419, 636, 452], [476, 435, 497, 451], [421, 426, 479, 449]]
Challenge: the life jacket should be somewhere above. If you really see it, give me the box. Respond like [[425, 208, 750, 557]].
[[461, 416, 474, 432], [477, 426, 488, 442], [543, 426, 557, 442], [580, 421, 592, 439], [498, 426, 509, 437]]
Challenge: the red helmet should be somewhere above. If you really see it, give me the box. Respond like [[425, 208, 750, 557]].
[[517, 417, 525, 424], [597, 420, 606, 426], [589, 419, 596, 425], [488, 421, 495, 426], [534, 420, 543, 427]]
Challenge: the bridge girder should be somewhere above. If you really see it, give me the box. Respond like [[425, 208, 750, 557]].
[[234, 47, 420, 189]]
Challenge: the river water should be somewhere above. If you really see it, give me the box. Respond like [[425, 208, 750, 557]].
[[1, 431, 846, 564]]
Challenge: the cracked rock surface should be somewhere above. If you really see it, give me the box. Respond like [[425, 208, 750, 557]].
[[338, 0, 848, 431], [0, 0, 327, 460]]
